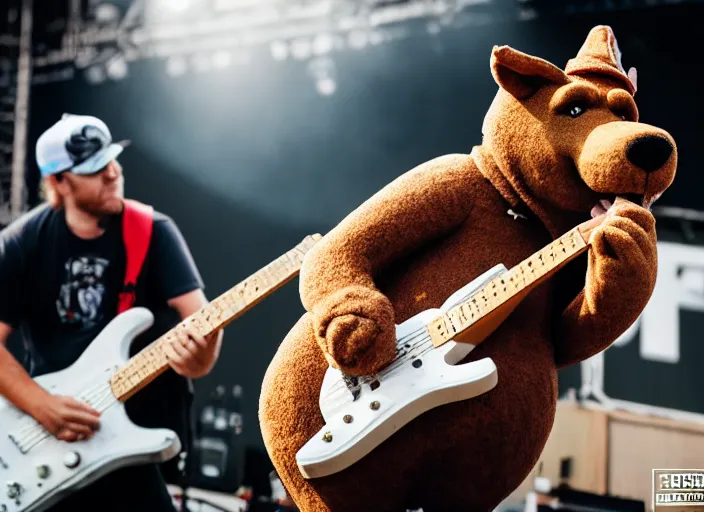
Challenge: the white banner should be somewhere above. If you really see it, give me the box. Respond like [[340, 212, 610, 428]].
[[578, 240, 704, 423]]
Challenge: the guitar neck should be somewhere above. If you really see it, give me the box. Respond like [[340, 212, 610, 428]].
[[109, 234, 322, 402], [427, 214, 604, 347]]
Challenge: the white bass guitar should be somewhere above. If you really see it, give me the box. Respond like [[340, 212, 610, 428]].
[[0, 234, 321, 512], [296, 214, 606, 479]]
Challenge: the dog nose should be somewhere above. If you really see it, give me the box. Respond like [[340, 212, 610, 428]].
[[627, 135, 673, 173]]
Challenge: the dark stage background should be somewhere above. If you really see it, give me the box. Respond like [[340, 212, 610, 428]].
[[10, 1, 704, 481]]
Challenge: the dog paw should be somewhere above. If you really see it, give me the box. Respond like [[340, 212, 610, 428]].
[[312, 285, 397, 375]]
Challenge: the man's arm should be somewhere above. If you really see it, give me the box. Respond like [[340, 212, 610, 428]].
[[0, 228, 99, 441], [148, 215, 222, 379], [0, 236, 46, 413], [0, 322, 47, 414], [166, 288, 223, 378], [0, 322, 100, 440]]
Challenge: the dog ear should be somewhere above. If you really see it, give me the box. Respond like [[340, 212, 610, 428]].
[[491, 45, 570, 100]]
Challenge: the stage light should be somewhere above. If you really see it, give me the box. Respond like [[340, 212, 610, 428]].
[[308, 57, 337, 96], [291, 39, 313, 60], [426, 21, 441, 34], [106, 55, 128, 80], [312, 33, 334, 55], [347, 30, 368, 49], [166, 0, 192, 13], [270, 41, 289, 60], [191, 53, 212, 73], [212, 50, 232, 69], [166, 56, 188, 76], [369, 31, 385, 44], [85, 65, 106, 84], [316, 77, 336, 95], [94, 3, 120, 23]]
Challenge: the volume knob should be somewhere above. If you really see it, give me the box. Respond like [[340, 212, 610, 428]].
[[36, 465, 51, 479], [5, 482, 21, 499], [63, 452, 80, 469]]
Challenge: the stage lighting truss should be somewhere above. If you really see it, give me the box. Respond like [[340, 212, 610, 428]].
[[26, 0, 704, 89]]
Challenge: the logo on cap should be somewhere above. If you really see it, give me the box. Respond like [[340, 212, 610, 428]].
[[65, 125, 111, 167]]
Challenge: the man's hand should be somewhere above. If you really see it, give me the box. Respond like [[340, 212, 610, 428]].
[[29, 393, 101, 442], [164, 323, 221, 379]]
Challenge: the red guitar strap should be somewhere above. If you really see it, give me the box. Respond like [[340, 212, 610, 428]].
[[117, 199, 154, 315]]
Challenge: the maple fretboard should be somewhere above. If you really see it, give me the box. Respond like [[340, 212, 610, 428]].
[[427, 214, 604, 347], [109, 234, 322, 402]]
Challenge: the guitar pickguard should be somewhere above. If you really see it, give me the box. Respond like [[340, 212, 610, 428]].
[[300, 268, 507, 479], [0, 308, 180, 512]]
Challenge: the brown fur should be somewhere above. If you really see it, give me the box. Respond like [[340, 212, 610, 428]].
[[259, 26, 677, 511]]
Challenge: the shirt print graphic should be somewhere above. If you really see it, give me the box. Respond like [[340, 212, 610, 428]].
[[56, 256, 110, 327]]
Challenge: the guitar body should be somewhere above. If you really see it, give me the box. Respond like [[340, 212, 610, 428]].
[[0, 235, 321, 512], [0, 308, 181, 512], [295, 265, 506, 479]]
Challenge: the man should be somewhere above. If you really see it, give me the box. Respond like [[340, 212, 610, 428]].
[[0, 113, 224, 511]]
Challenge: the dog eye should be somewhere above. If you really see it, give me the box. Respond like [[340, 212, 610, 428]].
[[566, 103, 587, 118]]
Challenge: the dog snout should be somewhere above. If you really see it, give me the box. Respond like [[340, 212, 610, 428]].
[[626, 135, 674, 173]]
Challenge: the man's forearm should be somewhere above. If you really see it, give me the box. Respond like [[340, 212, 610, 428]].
[[0, 343, 48, 414]]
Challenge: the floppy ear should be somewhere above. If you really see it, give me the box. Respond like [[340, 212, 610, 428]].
[[491, 45, 570, 99]]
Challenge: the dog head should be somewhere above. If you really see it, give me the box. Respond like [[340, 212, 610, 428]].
[[481, 25, 676, 216]]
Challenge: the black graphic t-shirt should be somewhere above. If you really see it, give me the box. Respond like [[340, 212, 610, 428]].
[[0, 203, 205, 454], [55, 254, 112, 329]]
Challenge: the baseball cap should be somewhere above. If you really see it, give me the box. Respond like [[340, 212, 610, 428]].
[[35, 113, 130, 177]]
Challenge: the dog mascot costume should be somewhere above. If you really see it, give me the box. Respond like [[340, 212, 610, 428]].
[[259, 25, 678, 511]]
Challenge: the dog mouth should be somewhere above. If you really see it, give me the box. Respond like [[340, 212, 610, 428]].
[[590, 193, 645, 219]]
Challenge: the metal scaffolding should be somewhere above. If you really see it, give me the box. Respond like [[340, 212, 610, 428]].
[[0, 0, 31, 227]]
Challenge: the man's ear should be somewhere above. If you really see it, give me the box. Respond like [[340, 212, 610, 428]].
[[491, 45, 570, 99], [47, 173, 68, 194]]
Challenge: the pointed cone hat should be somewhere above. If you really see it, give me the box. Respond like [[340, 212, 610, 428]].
[[565, 25, 637, 95]]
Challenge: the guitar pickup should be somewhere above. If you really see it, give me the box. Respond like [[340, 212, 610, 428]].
[[342, 375, 361, 401]]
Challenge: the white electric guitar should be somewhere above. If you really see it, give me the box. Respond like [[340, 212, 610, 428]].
[[296, 214, 606, 479], [0, 234, 321, 512]]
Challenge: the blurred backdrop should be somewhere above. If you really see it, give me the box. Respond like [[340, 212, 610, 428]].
[[1, 0, 703, 510]]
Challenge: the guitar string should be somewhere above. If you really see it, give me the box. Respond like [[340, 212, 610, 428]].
[[12, 383, 115, 450], [316, 252, 560, 402], [11, 382, 117, 452], [12, 380, 111, 437], [9, 242, 570, 451], [322, 329, 452, 402], [317, 282, 510, 401], [8, 248, 315, 452], [111, 254, 303, 393], [121, 240, 561, 401], [13, 299, 272, 450], [112, 267, 291, 391], [319, 327, 438, 401], [316, 275, 518, 400]]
